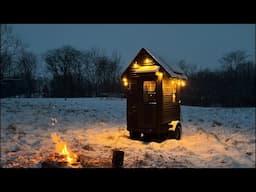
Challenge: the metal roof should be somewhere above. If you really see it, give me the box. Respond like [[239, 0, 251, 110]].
[[121, 48, 188, 80], [144, 48, 188, 80]]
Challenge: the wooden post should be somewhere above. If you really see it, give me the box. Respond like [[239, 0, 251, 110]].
[[112, 150, 124, 168]]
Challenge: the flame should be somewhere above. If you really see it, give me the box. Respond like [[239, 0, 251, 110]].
[[51, 133, 77, 164]]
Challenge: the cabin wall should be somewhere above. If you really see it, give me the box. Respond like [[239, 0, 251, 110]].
[[127, 74, 163, 134], [127, 77, 139, 130], [161, 78, 180, 124]]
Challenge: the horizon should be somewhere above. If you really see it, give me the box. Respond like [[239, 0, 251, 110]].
[[10, 24, 255, 76]]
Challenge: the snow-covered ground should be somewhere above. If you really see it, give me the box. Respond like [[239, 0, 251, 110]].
[[1, 98, 255, 168]]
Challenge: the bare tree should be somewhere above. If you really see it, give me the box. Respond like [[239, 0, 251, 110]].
[[82, 48, 100, 96], [86, 49, 122, 95], [0, 24, 23, 79], [45, 45, 82, 77], [43, 46, 122, 97], [110, 50, 122, 82], [177, 59, 197, 76], [17, 50, 37, 97], [219, 50, 249, 72], [44, 45, 83, 97]]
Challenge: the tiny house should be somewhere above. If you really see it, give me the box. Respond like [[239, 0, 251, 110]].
[[121, 48, 187, 140]]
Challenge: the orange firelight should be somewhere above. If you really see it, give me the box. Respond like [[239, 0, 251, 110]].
[[51, 133, 77, 164]]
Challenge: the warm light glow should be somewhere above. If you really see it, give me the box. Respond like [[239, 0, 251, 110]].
[[122, 77, 128, 87], [144, 81, 156, 92], [181, 80, 186, 87], [168, 120, 180, 131], [155, 71, 163, 79], [132, 63, 140, 68], [170, 79, 186, 87], [122, 77, 127, 82], [144, 58, 152, 65], [172, 93, 176, 103], [133, 65, 160, 73], [51, 133, 77, 164]]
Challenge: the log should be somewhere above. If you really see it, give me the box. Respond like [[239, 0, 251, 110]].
[[112, 150, 124, 168], [41, 153, 81, 168], [41, 160, 68, 168], [41, 160, 81, 168]]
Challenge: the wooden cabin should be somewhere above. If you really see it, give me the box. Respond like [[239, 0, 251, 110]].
[[121, 48, 187, 140]]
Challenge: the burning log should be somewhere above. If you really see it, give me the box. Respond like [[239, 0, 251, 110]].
[[41, 160, 81, 168], [41, 153, 81, 168], [41, 151, 125, 168], [41, 133, 82, 168], [41, 154, 113, 168], [41, 132, 123, 168], [51, 133, 78, 164], [41, 160, 69, 168]]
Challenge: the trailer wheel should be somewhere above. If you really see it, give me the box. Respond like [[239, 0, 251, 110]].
[[174, 124, 182, 140], [130, 131, 141, 139]]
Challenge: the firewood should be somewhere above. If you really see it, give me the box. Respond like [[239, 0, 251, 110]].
[[41, 160, 68, 168]]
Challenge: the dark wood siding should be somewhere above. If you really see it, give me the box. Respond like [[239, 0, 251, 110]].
[[162, 79, 180, 124], [127, 78, 139, 130]]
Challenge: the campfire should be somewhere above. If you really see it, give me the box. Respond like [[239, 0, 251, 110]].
[[51, 133, 78, 164], [41, 132, 123, 168], [41, 133, 81, 168]]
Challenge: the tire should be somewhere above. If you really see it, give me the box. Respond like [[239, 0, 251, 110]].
[[174, 124, 182, 140], [130, 131, 141, 139]]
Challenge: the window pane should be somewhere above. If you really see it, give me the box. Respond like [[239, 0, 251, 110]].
[[143, 81, 156, 103], [163, 79, 177, 103], [144, 81, 156, 92]]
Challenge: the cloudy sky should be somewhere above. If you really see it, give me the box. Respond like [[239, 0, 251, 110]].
[[11, 24, 255, 70]]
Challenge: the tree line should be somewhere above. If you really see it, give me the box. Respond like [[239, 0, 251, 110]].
[[0, 25, 122, 98], [179, 50, 255, 107], [44, 46, 122, 97]]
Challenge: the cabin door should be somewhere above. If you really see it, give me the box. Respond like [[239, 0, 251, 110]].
[[137, 78, 158, 131]]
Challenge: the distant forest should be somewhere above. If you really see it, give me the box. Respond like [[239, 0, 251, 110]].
[[1, 25, 255, 107]]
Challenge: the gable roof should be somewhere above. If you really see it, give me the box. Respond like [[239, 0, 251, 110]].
[[121, 48, 187, 80]]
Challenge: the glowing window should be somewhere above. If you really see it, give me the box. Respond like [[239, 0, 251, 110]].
[[143, 81, 156, 103], [144, 81, 156, 92], [163, 79, 177, 103]]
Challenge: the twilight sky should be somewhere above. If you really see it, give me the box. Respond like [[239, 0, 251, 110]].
[[11, 24, 255, 70]]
